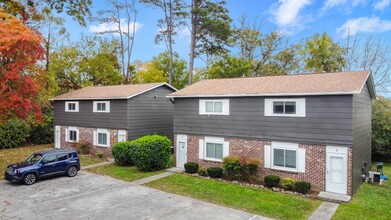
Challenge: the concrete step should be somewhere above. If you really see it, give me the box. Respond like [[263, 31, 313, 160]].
[[317, 191, 351, 203]]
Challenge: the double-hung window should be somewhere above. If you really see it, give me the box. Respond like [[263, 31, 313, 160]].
[[65, 101, 79, 112], [264, 142, 305, 173], [66, 127, 79, 142], [265, 98, 305, 117], [199, 137, 228, 162], [273, 148, 297, 169], [199, 99, 229, 115], [93, 101, 110, 113], [94, 129, 110, 147]]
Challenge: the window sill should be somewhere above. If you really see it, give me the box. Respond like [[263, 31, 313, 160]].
[[270, 166, 299, 173], [203, 157, 223, 162], [93, 111, 110, 113], [65, 111, 79, 112], [67, 140, 78, 143], [267, 114, 305, 117], [96, 144, 109, 148]]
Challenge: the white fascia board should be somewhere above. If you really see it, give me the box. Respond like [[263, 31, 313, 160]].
[[167, 91, 361, 98]]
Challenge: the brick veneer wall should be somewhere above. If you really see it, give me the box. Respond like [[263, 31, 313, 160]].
[[59, 126, 126, 157], [175, 134, 353, 194]]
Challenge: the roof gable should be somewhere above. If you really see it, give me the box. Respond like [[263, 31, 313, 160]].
[[169, 70, 375, 98], [50, 83, 177, 101]]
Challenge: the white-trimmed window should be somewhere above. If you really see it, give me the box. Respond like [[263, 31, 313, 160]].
[[198, 136, 229, 162], [94, 129, 110, 147], [264, 142, 305, 173], [65, 101, 79, 112], [264, 98, 305, 117], [93, 101, 110, 113], [65, 127, 79, 142], [118, 130, 127, 142], [199, 99, 229, 115]]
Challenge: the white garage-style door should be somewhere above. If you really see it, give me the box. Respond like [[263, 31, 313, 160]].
[[326, 146, 348, 194]]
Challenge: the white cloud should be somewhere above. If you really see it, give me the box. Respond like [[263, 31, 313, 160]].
[[373, 0, 391, 11], [177, 28, 190, 39], [323, 0, 347, 10], [337, 16, 391, 37], [89, 19, 143, 35], [269, 0, 312, 34], [322, 0, 366, 12]]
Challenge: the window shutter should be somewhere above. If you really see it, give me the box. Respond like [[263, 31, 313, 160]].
[[199, 100, 205, 115], [298, 148, 306, 173], [264, 144, 271, 168], [93, 131, 97, 146], [106, 101, 111, 112], [223, 141, 229, 157], [65, 128, 69, 142], [264, 99, 272, 116], [198, 139, 204, 159], [107, 131, 111, 147], [76, 128, 80, 142], [297, 99, 306, 117], [223, 100, 230, 115]]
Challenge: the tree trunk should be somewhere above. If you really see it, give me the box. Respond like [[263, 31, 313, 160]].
[[168, 0, 173, 85], [188, 0, 196, 85]]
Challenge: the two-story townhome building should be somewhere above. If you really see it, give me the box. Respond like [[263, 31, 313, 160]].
[[168, 70, 375, 196], [51, 83, 176, 155]]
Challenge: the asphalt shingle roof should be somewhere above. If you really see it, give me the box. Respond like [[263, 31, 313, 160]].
[[169, 70, 372, 97]]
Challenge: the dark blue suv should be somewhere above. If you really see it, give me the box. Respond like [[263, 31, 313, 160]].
[[5, 149, 80, 185]]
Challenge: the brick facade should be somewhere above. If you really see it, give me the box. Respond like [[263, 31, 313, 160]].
[[59, 126, 127, 157], [175, 134, 353, 195]]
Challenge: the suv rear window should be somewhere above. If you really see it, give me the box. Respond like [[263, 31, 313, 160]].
[[57, 153, 69, 161]]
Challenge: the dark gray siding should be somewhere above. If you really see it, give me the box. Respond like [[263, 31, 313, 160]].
[[127, 86, 174, 141], [53, 99, 128, 129], [351, 83, 372, 194], [174, 95, 354, 145]]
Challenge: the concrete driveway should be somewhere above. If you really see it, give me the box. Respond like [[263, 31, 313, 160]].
[[0, 171, 267, 220]]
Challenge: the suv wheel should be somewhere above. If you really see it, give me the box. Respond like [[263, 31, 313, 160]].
[[23, 173, 37, 185], [67, 166, 78, 177]]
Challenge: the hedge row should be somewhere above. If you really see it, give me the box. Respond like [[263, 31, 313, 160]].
[[112, 135, 172, 171]]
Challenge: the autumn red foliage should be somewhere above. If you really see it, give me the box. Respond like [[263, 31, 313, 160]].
[[0, 10, 45, 124]]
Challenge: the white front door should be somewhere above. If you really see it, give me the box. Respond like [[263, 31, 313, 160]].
[[55, 126, 61, 149], [326, 146, 348, 194], [176, 134, 188, 168]]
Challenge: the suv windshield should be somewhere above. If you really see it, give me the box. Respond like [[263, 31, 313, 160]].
[[25, 154, 43, 164]]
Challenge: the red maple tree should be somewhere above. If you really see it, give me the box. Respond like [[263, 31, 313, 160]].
[[0, 10, 45, 123]]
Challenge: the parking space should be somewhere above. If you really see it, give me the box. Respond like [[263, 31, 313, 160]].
[[0, 171, 266, 220]]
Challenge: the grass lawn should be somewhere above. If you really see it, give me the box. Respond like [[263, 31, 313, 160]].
[[0, 144, 53, 179], [145, 174, 321, 220], [333, 163, 391, 220], [86, 164, 164, 182], [79, 155, 104, 167]]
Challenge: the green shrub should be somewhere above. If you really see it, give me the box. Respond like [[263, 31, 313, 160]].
[[77, 141, 91, 155], [207, 167, 223, 178], [111, 141, 133, 166], [97, 152, 104, 159], [294, 181, 311, 194], [29, 108, 53, 144], [129, 135, 171, 172], [281, 178, 295, 190], [0, 119, 31, 149], [184, 162, 199, 174], [242, 158, 261, 182], [264, 175, 280, 187], [167, 155, 174, 168], [223, 156, 241, 180], [198, 166, 208, 176]]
